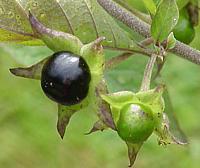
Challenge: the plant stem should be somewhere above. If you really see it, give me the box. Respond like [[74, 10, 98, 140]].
[[105, 52, 133, 70], [113, 0, 151, 24], [140, 54, 157, 91], [97, 0, 200, 65]]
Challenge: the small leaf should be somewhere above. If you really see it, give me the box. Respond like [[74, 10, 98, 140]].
[[166, 32, 176, 49], [151, 0, 179, 42], [142, 0, 157, 15], [126, 142, 143, 167], [9, 56, 49, 80]]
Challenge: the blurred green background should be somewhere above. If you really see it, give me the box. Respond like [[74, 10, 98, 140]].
[[0, 3, 200, 168]]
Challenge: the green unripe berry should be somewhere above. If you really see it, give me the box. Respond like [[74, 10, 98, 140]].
[[117, 104, 155, 143], [173, 7, 195, 44]]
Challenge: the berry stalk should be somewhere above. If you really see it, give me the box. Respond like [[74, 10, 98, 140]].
[[140, 54, 157, 91]]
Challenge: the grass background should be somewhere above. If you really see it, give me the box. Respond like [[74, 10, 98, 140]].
[[0, 2, 200, 168]]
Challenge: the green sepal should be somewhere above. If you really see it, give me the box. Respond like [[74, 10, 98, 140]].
[[29, 12, 83, 55], [96, 80, 116, 130], [154, 113, 187, 145], [101, 91, 139, 109], [135, 84, 165, 115], [126, 142, 143, 167], [85, 120, 107, 135], [57, 104, 77, 139], [80, 37, 105, 86], [10, 56, 49, 80], [101, 91, 140, 124], [101, 85, 165, 124]]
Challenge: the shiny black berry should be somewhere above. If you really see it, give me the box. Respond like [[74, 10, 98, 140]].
[[41, 51, 91, 106]]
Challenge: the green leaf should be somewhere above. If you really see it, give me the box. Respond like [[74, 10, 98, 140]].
[[176, 0, 190, 9], [154, 0, 189, 9], [151, 0, 179, 42], [0, 44, 51, 65], [166, 32, 176, 49], [0, 0, 134, 50], [142, 0, 156, 15]]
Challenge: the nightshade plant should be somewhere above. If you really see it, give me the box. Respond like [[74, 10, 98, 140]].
[[0, 0, 199, 166]]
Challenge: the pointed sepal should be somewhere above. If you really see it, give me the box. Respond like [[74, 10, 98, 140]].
[[155, 113, 187, 145], [126, 142, 143, 167], [10, 57, 49, 80], [101, 91, 138, 109], [80, 37, 105, 85], [29, 12, 83, 54], [57, 104, 77, 139], [85, 120, 107, 135], [136, 84, 166, 115], [96, 80, 116, 130]]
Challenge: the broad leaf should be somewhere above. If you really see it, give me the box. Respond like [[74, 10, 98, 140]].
[[176, 0, 190, 9], [0, 0, 135, 50], [151, 0, 179, 42], [142, 0, 156, 15], [154, 0, 190, 9]]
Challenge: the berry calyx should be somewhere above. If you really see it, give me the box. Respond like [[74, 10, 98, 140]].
[[41, 51, 91, 106]]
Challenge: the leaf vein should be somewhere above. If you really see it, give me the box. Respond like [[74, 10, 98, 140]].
[[55, 0, 74, 35], [82, 0, 99, 38]]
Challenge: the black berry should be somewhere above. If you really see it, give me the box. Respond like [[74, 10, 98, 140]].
[[41, 51, 91, 105]]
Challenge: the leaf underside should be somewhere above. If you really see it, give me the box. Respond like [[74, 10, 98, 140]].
[[0, 0, 134, 50]]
